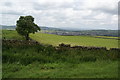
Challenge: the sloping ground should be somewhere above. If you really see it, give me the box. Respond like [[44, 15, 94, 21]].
[[30, 32, 118, 49], [2, 30, 118, 49], [2, 30, 119, 78], [2, 30, 25, 40]]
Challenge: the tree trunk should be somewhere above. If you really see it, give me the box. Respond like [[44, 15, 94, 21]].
[[25, 34, 29, 40]]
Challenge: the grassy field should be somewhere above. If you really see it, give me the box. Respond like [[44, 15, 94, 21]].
[[30, 32, 118, 49], [2, 30, 119, 78], [2, 30, 118, 48], [2, 30, 25, 40], [3, 61, 118, 78], [96, 36, 118, 39], [2, 42, 118, 78]]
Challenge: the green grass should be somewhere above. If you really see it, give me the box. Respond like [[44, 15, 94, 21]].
[[30, 32, 118, 49], [2, 43, 119, 78], [96, 36, 118, 39], [2, 30, 118, 48], [3, 61, 118, 78], [2, 30, 119, 78], [2, 30, 25, 40]]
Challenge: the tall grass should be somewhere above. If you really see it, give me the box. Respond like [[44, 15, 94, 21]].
[[3, 43, 119, 65], [2, 43, 119, 78]]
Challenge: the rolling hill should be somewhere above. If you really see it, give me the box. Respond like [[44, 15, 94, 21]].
[[2, 30, 118, 49], [1, 25, 119, 37]]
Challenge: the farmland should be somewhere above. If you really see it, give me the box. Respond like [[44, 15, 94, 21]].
[[2, 30, 119, 78], [30, 32, 118, 49], [2, 30, 118, 49]]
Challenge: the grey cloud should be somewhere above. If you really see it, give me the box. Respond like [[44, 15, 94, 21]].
[[0, 0, 117, 30], [93, 7, 117, 15], [73, 1, 85, 10], [43, 11, 68, 22], [3, 2, 13, 7], [73, 0, 117, 15], [33, 2, 73, 10], [1, 10, 24, 15], [53, 16, 68, 22], [33, 3, 57, 10], [82, 16, 97, 20]]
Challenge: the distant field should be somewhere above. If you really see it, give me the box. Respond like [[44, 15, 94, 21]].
[[30, 32, 118, 49], [95, 36, 119, 39], [2, 30, 118, 48]]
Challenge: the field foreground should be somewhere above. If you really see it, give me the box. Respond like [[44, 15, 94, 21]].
[[2, 30, 119, 78], [2, 40, 119, 78], [3, 61, 118, 78]]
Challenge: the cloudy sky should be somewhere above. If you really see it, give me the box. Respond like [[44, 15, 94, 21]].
[[0, 0, 119, 30]]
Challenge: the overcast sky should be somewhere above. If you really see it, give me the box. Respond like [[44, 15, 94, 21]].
[[0, 0, 119, 30]]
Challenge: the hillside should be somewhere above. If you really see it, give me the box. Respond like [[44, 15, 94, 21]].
[[1, 25, 119, 37], [30, 33, 118, 49], [1, 25, 62, 31], [2, 30, 118, 49], [2, 30, 119, 78]]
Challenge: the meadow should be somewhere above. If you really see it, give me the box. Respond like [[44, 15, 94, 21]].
[[2, 41, 118, 78], [2, 30, 118, 49], [2, 30, 25, 40], [3, 61, 118, 78], [2, 30, 119, 78], [30, 32, 118, 49]]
